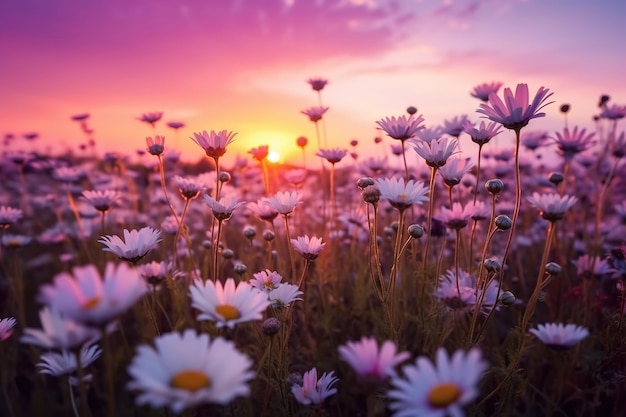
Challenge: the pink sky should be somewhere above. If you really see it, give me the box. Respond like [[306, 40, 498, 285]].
[[1, 0, 625, 165]]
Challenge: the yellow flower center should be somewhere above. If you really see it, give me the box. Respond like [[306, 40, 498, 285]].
[[428, 382, 461, 408], [82, 297, 101, 310], [215, 304, 241, 320], [170, 370, 211, 392]]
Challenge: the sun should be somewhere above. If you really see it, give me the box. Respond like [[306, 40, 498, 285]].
[[267, 150, 280, 163]]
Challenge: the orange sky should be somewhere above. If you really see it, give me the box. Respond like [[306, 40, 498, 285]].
[[1, 0, 625, 166]]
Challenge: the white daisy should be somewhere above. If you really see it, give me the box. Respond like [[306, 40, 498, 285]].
[[127, 329, 254, 413], [21, 308, 100, 350], [39, 262, 148, 325], [388, 347, 488, 417], [38, 344, 102, 379], [249, 269, 284, 292], [0, 317, 17, 341], [338, 337, 410, 381], [529, 323, 589, 349], [291, 367, 338, 405], [98, 227, 162, 262], [189, 278, 270, 329], [268, 283, 303, 308]]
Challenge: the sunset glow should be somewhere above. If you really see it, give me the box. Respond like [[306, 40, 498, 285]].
[[1, 0, 624, 165]]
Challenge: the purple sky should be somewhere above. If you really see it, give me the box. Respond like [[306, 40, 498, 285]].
[[1, 0, 625, 164]]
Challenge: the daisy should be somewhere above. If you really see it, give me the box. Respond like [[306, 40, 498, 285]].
[[0, 206, 23, 228], [438, 158, 475, 188], [463, 120, 502, 146], [189, 278, 270, 329], [600, 104, 626, 120], [53, 166, 86, 183], [572, 254, 614, 279], [470, 82, 503, 102], [283, 168, 308, 186], [477, 83, 554, 131], [39, 262, 148, 325], [521, 130, 549, 151], [442, 115, 469, 138], [268, 283, 303, 308], [376, 177, 430, 211], [434, 269, 499, 314], [173, 175, 205, 200], [552, 127, 596, 162], [248, 145, 269, 161], [291, 367, 338, 405], [413, 137, 458, 169], [190, 130, 237, 159], [127, 329, 254, 413], [388, 348, 488, 417], [202, 195, 245, 221], [416, 127, 444, 144], [146, 135, 165, 156], [307, 77, 328, 91], [38, 344, 102, 378], [248, 198, 280, 223], [265, 191, 302, 215], [82, 190, 119, 213], [1, 234, 31, 248], [99, 226, 162, 263], [527, 193, 577, 222], [21, 308, 100, 350], [301, 106, 329, 123], [316, 148, 348, 164], [167, 121, 185, 130], [139, 261, 179, 287], [338, 337, 410, 381], [249, 269, 284, 292], [376, 115, 425, 142], [291, 235, 326, 260], [0, 317, 16, 341], [435, 203, 475, 230], [138, 112, 163, 127], [529, 323, 589, 349]]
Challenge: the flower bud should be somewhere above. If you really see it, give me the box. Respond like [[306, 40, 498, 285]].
[[560, 104, 571, 113], [407, 106, 417, 115], [263, 230, 275, 242], [243, 227, 256, 240], [545, 262, 562, 276], [261, 317, 281, 337], [296, 136, 308, 148], [222, 248, 234, 259], [202, 240, 212, 249], [357, 177, 375, 190], [485, 179, 504, 195], [495, 215, 512, 230], [499, 291, 516, 307], [219, 171, 231, 183], [484, 257, 502, 273], [362, 185, 381, 205], [408, 224, 424, 239], [233, 263, 247, 275], [548, 172, 564, 186], [384, 227, 395, 237]]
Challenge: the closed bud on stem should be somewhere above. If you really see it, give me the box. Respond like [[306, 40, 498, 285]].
[[222, 248, 234, 260], [485, 179, 504, 195], [233, 263, 247, 275], [408, 224, 424, 239], [202, 240, 212, 249], [384, 227, 395, 237], [499, 291, 516, 307], [219, 171, 231, 183], [263, 231, 275, 242], [362, 185, 381, 205], [549, 172, 564, 186], [545, 262, 562, 276], [243, 227, 256, 240], [484, 257, 502, 273], [357, 177, 375, 189], [261, 317, 281, 337], [495, 215, 512, 230]]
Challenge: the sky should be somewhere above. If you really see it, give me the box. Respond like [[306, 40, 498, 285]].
[[1, 0, 625, 166]]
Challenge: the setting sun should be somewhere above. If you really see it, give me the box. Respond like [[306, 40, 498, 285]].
[[267, 150, 280, 163]]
